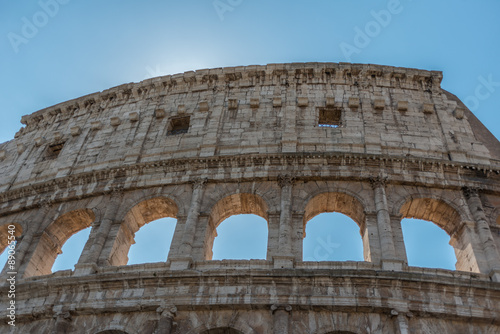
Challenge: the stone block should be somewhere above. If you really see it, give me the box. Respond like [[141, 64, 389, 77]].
[[397, 100, 408, 111], [228, 99, 238, 110], [273, 97, 282, 107], [326, 97, 335, 108], [178, 105, 186, 114], [91, 121, 102, 130], [129, 112, 139, 122], [53, 131, 63, 141], [374, 99, 385, 110], [423, 103, 434, 114], [454, 108, 464, 120], [155, 109, 166, 119], [35, 137, 46, 147], [199, 101, 209, 112], [348, 97, 360, 109], [297, 97, 309, 107], [17, 143, 25, 154], [110, 117, 121, 127], [250, 98, 260, 109], [71, 126, 81, 136]]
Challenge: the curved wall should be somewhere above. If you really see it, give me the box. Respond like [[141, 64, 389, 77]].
[[0, 63, 499, 333]]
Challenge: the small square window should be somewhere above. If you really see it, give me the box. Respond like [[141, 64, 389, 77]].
[[46, 142, 65, 159], [318, 108, 342, 128], [167, 116, 190, 136]]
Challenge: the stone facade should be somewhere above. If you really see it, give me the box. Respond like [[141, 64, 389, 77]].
[[0, 62, 499, 333]]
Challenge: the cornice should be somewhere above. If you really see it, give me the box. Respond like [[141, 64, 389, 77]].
[[0, 152, 499, 216], [16, 62, 443, 136]]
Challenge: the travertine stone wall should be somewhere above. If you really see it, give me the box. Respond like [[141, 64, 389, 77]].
[[0, 63, 499, 333]]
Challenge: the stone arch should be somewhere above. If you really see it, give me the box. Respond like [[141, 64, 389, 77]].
[[398, 196, 476, 272], [201, 328, 245, 334], [302, 192, 368, 262], [186, 322, 257, 334], [205, 193, 269, 260], [0, 222, 23, 253], [399, 196, 465, 235], [108, 196, 179, 266], [303, 192, 366, 231], [310, 324, 361, 334], [95, 331, 130, 334], [24, 209, 95, 278]]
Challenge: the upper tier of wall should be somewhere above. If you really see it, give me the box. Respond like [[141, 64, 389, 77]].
[[0, 62, 498, 195]]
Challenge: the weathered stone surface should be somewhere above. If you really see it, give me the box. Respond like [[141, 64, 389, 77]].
[[0, 62, 499, 333]]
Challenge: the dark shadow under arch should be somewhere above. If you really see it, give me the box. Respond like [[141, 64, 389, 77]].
[[201, 328, 244, 334]]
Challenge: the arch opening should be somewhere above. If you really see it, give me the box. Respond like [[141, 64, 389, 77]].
[[303, 192, 367, 262], [109, 196, 178, 266], [127, 217, 177, 264], [212, 214, 268, 260], [401, 218, 456, 270], [399, 197, 466, 271], [24, 209, 95, 278], [52, 227, 91, 272], [303, 212, 364, 262], [206, 193, 269, 260]]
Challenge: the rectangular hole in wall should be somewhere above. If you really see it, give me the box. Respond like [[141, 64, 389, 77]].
[[318, 108, 342, 128], [167, 116, 190, 136]]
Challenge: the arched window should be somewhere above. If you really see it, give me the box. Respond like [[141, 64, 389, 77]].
[[109, 197, 178, 266], [303, 192, 368, 262], [303, 212, 363, 261], [400, 197, 466, 271], [212, 214, 268, 260], [52, 227, 91, 271], [127, 217, 177, 264], [206, 193, 269, 260], [24, 209, 95, 278], [401, 218, 456, 270]]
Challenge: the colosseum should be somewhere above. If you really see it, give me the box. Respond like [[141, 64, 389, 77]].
[[0, 62, 499, 333]]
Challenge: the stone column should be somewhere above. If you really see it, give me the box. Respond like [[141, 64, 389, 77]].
[[361, 213, 382, 265], [463, 187, 500, 281], [266, 212, 281, 261], [390, 214, 408, 266], [370, 178, 403, 271], [51, 311, 72, 334], [74, 190, 122, 275], [391, 309, 412, 334], [271, 304, 292, 334], [156, 305, 177, 334], [274, 174, 295, 268], [170, 178, 206, 270], [13, 201, 55, 279], [291, 212, 305, 262], [450, 221, 488, 273]]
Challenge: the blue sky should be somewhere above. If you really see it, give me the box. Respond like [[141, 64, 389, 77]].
[[1, 0, 498, 272]]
